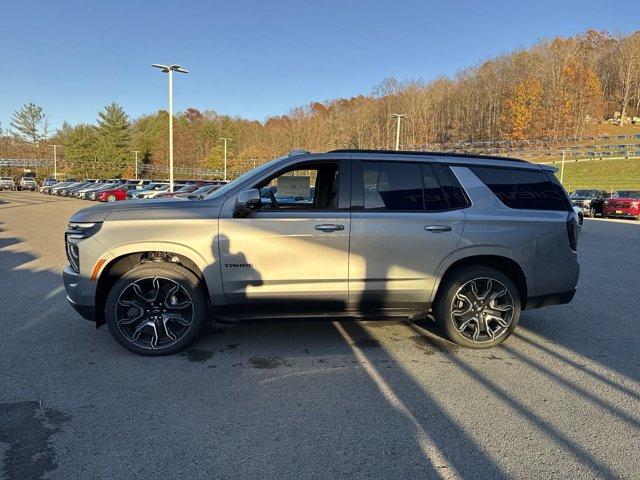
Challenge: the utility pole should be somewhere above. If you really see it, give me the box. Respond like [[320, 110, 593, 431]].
[[389, 114, 409, 151], [560, 149, 566, 185], [132, 150, 139, 179], [152, 64, 189, 191], [219, 137, 231, 181], [48, 144, 60, 180]]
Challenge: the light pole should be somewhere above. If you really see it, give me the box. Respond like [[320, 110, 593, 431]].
[[389, 114, 409, 151], [132, 150, 139, 180], [560, 149, 566, 185], [48, 144, 60, 179], [219, 137, 231, 181], [152, 63, 189, 191]]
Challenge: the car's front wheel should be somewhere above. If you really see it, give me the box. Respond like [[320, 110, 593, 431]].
[[105, 262, 207, 355], [435, 266, 521, 349], [106, 194, 117, 202]]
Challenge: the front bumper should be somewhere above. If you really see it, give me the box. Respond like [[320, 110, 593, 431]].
[[603, 208, 639, 218], [67, 295, 95, 321], [63, 265, 95, 321]]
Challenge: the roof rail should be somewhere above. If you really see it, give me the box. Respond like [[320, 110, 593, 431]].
[[288, 149, 310, 156], [327, 149, 528, 163]]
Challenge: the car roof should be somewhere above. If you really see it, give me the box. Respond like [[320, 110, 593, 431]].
[[288, 149, 555, 172], [328, 149, 528, 163]]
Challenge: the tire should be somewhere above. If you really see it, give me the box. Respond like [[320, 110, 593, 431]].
[[105, 262, 207, 355], [434, 266, 521, 349], [107, 194, 116, 202], [587, 207, 595, 218]]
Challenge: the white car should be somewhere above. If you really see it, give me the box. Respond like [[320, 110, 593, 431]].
[[140, 184, 188, 199]]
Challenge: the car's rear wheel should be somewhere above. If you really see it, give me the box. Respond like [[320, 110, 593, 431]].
[[435, 266, 521, 349], [105, 262, 207, 355]]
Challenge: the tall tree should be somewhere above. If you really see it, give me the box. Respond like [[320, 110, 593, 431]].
[[10, 103, 48, 144], [96, 103, 131, 176], [500, 78, 543, 140], [610, 33, 640, 125]]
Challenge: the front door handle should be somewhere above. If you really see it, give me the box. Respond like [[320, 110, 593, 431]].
[[425, 225, 452, 232], [315, 224, 345, 233]]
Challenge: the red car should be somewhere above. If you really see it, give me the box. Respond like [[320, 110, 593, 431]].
[[98, 187, 128, 202], [603, 191, 640, 220]]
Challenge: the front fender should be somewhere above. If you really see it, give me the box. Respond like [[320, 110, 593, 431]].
[[100, 240, 225, 306]]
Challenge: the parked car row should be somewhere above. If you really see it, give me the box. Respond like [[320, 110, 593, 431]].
[[0, 176, 39, 191], [38, 178, 227, 202], [569, 189, 640, 220]]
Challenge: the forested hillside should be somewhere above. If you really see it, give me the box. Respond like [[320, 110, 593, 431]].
[[1, 29, 639, 178]]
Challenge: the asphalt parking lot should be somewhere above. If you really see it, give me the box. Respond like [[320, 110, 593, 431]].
[[0, 191, 639, 480]]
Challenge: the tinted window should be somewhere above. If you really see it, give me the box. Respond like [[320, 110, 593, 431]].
[[471, 166, 570, 211], [422, 165, 449, 211], [363, 162, 423, 210], [437, 166, 471, 209]]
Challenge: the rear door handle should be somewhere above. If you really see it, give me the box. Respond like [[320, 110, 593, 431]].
[[425, 225, 452, 232], [315, 224, 345, 233]]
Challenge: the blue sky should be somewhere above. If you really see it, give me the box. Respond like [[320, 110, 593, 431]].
[[0, 0, 636, 132]]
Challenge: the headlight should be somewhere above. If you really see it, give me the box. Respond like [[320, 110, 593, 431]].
[[65, 223, 102, 273], [604, 200, 610, 205], [632, 201, 640, 209]]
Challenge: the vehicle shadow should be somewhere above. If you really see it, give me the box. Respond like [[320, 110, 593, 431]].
[[517, 218, 639, 383], [406, 319, 621, 479], [189, 232, 507, 477]]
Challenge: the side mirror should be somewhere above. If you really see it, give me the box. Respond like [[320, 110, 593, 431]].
[[233, 189, 261, 218]]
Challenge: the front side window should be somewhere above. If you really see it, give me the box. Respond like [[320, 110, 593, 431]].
[[255, 162, 339, 210]]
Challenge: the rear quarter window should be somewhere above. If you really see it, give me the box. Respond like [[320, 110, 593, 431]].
[[471, 166, 570, 211]]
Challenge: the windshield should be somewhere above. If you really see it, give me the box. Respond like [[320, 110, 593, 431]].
[[569, 190, 597, 198], [192, 184, 217, 196], [145, 183, 168, 191], [203, 156, 285, 199], [173, 185, 195, 193], [612, 191, 640, 199]]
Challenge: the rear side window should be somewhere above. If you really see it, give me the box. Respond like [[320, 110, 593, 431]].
[[363, 162, 423, 210], [358, 161, 469, 211], [422, 164, 450, 211], [436, 165, 471, 210], [471, 166, 571, 211]]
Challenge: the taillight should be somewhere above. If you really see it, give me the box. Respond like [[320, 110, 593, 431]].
[[566, 214, 579, 251]]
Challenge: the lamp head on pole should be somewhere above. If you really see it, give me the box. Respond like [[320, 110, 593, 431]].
[[152, 64, 189, 74]]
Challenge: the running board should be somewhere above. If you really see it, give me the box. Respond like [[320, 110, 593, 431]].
[[212, 309, 428, 324]]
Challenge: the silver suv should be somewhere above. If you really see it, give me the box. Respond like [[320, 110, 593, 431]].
[[63, 150, 580, 355]]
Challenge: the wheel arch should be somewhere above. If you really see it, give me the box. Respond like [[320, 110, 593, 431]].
[[433, 254, 528, 310], [94, 250, 210, 327]]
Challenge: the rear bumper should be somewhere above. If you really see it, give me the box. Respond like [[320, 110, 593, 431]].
[[525, 289, 576, 310]]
